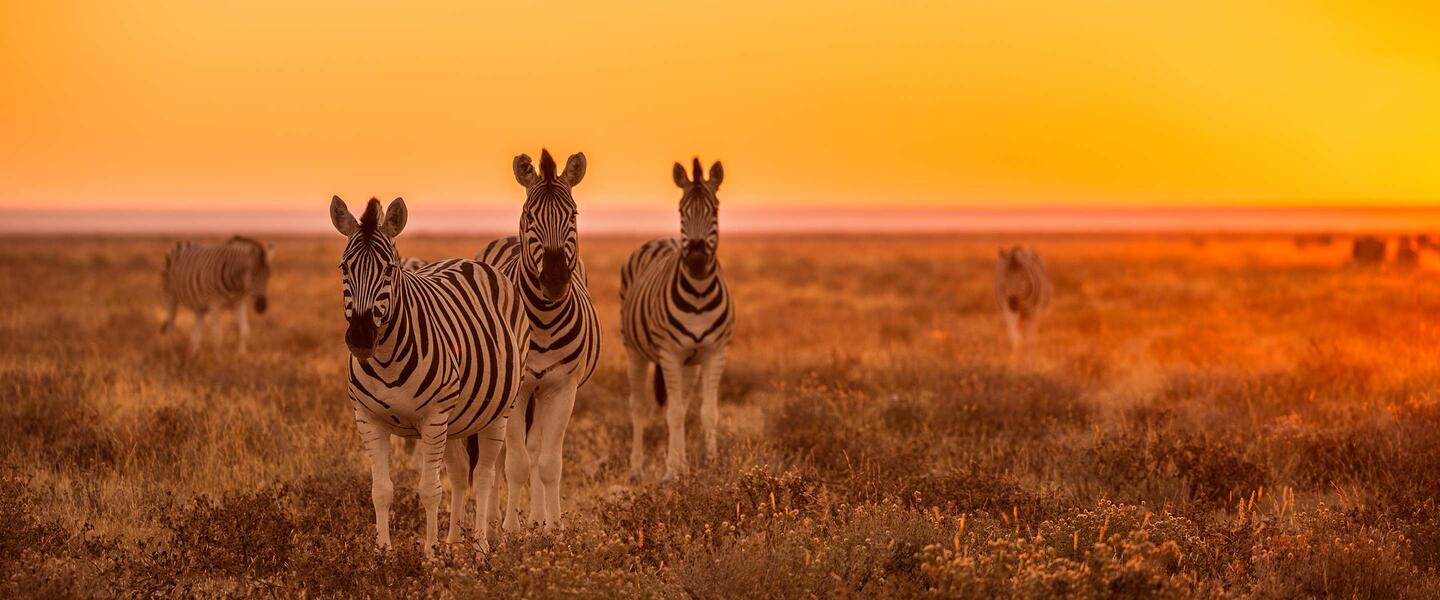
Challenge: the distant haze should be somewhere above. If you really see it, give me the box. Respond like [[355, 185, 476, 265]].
[[7, 206, 1440, 235]]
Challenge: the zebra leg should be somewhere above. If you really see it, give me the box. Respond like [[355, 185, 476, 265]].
[[659, 356, 689, 481], [444, 438, 469, 545], [161, 297, 178, 333], [469, 423, 505, 551], [208, 307, 226, 354], [533, 381, 578, 529], [1002, 310, 1022, 360], [189, 310, 208, 353], [625, 346, 650, 480], [502, 382, 536, 532], [699, 348, 728, 462], [525, 387, 547, 526], [234, 302, 250, 353], [356, 413, 394, 549], [416, 415, 448, 558]]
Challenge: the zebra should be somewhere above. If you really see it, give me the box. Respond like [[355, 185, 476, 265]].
[[400, 256, 429, 271], [621, 158, 735, 481], [473, 149, 600, 531], [995, 245, 1052, 358], [160, 236, 275, 353], [330, 195, 529, 555]]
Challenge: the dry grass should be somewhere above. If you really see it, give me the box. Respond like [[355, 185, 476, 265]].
[[5, 233, 1440, 597]]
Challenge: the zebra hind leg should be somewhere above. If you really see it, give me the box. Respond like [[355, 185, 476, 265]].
[[161, 298, 178, 333], [699, 348, 727, 463], [502, 387, 533, 532], [234, 302, 250, 353], [189, 310, 208, 354]]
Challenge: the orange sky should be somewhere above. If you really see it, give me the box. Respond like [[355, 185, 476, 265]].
[[3, 1, 1439, 212]]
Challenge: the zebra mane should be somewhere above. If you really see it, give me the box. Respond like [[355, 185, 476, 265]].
[[692, 158, 704, 186], [359, 198, 384, 235], [228, 235, 270, 265], [539, 149, 557, 182]]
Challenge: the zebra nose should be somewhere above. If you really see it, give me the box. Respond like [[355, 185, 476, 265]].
[[539, 249, 569, 299], [346, 307, 379, 359], [253, 296, 268, 314]]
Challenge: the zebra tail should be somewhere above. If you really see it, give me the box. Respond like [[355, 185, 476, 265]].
[[653, 364, 667, 407], [464, 434, 479, 487], [524, 395, 536, 433]]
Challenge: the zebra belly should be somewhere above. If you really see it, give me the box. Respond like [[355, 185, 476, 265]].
[[352, 378, 461, 439]]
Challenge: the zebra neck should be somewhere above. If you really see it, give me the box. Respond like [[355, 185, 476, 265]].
[[672, 261, 721, 296]]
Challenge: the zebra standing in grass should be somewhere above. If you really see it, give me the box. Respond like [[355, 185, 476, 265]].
[[995, 245, 1052, 358], [621, 158, 735, 481], [161, 236, 275, 353], [473, 149, 600, 530], [330, 196, 529, 554]]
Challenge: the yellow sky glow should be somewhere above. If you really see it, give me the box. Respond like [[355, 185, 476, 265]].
[[3, 1, 1439, 212]]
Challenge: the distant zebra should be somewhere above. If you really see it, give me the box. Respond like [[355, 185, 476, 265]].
[[161, 236, 274, 353], [995, 246, 1052, 358], [400, 256, 429, 271], [473, 149, 600, 531], [330, 196, 529, 554], [621, 158, 735, 481]]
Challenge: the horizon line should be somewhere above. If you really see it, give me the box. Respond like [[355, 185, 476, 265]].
[[5, 205, 1440, 235]]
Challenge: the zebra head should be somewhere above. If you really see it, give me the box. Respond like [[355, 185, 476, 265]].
[[514, 149, 585, 302], [330, 195, 407, 360], [673, 157, 722, 277], [229, 236, 275, 314]]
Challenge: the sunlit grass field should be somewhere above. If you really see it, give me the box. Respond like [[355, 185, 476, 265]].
[[6, 234, 1440, 597]]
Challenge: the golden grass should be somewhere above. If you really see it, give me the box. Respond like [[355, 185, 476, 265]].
[[5, 233, 1440, 597]]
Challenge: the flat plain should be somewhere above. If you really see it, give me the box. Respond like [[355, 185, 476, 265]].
[[5, 233, 1440, 598]]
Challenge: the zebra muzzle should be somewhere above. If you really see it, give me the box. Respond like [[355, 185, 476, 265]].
[[253, 296, 268, 314], [345, 308, 379, 359], [539, 249, 569, 300]]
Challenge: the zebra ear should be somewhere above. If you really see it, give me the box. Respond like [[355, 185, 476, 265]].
[[264, 242, 277, 261], [514, 154, 539, 188], [708, 161, 724, 190], [383, 198, 408, 237], [997, 247, 1008, 260], [672, 162, 689, 188], [330, 196, 358, 236], [560, 152, 586, 187]]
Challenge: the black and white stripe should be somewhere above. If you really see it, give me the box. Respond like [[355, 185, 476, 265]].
[[474, 149, 600, 530], [330, 196, 529, 554], [621, 158, 734, 480], [995, 245, 1052, 357], [160, 236, 273, 353]]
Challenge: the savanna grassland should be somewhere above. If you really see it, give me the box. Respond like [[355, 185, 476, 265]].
[[6, 233, 1440, 598]]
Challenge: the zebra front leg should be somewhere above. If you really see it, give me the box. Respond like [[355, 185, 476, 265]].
[[416, 415, 448, 558], [444, 438, 469, 545], [469, 423, 505, 551], [1002, 310, 1021, 362], [625, 347, 650, 480], [234, 302, 250, 353], [699, 348, 728, 462], [533, 380, 578, 529], [209, 306, 226, 354], [659, 356, 688, 481], [189, 310, 208, 353], [161, 297, 178, 333], [502, 386, 534, 532], [525, 389, 547, 525], [356, 413, 395, 549]]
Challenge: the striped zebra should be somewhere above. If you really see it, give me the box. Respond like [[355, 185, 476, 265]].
[[330, 196, 529, 555], [160, 236, 275, 353], [473, 149, 600, 531], [400, 256, 429, 271], [995, 245, 1052, 358], [621, 158, 735, 480]]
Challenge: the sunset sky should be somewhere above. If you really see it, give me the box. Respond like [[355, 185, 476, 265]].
[[3, 1, 1439, 217]]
